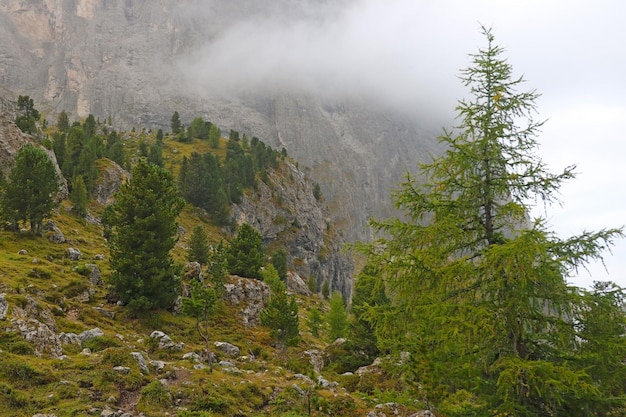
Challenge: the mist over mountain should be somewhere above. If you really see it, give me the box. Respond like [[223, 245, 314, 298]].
[[0, 0, 447, 241]]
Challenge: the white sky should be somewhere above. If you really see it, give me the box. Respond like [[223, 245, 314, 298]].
[[180, 0, 626, 289]]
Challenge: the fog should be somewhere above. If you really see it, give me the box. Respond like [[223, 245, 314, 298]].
[[177, 0, 626, 289]]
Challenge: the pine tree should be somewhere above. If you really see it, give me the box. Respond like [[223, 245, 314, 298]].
[[57, 110, 70, 133], [1, 145, 60, 235], [69, 175, 88, 217], [362, 27, 624, 416], [104, 159, 185, 315], [187, 225, 210, 265], [171, 111, 182, 135], [226, 223, 265, 279]]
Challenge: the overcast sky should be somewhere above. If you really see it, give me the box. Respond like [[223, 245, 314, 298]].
[[181, 0, 626, 289]]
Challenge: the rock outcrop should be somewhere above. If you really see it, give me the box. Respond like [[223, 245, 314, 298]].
[[232, 161, 353, 298]]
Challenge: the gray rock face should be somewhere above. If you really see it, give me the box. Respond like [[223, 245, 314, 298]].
[[0, 1, 439, 248], [131, 352, 150, 375]]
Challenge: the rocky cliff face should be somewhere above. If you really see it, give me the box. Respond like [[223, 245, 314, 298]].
[[0, 0, 442, 245], [232, 160, 353, 299]]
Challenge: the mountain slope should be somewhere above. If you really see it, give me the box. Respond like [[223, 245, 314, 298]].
[[0, 0, 442, 242]]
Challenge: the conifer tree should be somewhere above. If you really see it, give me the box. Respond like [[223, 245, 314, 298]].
[[69, 175, 88, 217], [187, 225, 210, 265], [182, 280, 217, 372], [171, 111, 182, 135], [260, 265, 300, 351], [362, 27, 624, 416], [104, 159, 184, 315], [57, 110, 70, 133], [225, 223, 265, 279], [1, 145, 59, 235]]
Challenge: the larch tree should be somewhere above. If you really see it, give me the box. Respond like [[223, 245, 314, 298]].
[[361, 27, 624, 417], [103, 159, 185, 316]]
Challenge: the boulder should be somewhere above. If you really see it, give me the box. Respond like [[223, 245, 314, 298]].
[[44, 220, 65, 243], [150, 330, 183, 350], [66, 247, 81, 261], [214, 341, 240, 357], [78, 328, 104, 343], [85, 264, 102, 285]]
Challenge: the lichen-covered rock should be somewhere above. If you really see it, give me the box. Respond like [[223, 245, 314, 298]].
[[224, 276, 270, 327], [44, 220, 65, 243], [93, 160, 128, 206]]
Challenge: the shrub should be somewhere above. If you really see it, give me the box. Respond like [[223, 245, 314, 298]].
[[138, 380, 172, 411], [83, 336, 121, 352]]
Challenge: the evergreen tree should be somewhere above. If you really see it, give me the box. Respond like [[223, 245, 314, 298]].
[[103, 159, 185, 315], [260, 265, 300, 351], [1, 145, 59, 235], [171, 111, 182, 135], [270, 249, 288, 280], [208, 124, 221, 148], [188, 225, 210, 265], [52, 131, 66, 170], [326, 292, 348, 341], [189, 117, 209, 139], [225, 223, 265, 279], [156, 128, 164, 145], [347, 263, 388, 364], [15, 95, 40, 135], [106, 130, 126, 167], [83, 114, 96, 139], [361, 27, 624, 416], [307, 307, 324, 338], [57, 110, 70, 133], [177, 152, 230, 224], [69, 175, 88, 217], [148, 142, 163, 167]]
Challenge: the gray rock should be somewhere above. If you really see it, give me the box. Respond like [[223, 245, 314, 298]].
[[85, 264, 102, 285], [59, 333, 81, 345], [150, 330, 183, 351], [0, 293, 7, 320], [78, 328, 104, 343], [11, 318, 63, 358], [303, 349, 324, 373], [285, 271, 311, 296], [150, 360, 167, 373], [113, 366, 130, 374], [94, 254, 105, 261], [65, 247, 81, 261], [182, 352, 202, 363], [44, 220, 65, 243], [224, 276, 271, 327], [93, 307, 115, 319], [214, 341, 240, 357], [18, 249, 27, 255], [131, 352, 150, 375]]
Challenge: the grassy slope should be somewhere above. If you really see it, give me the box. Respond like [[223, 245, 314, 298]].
[[0, 130, 403, 417]]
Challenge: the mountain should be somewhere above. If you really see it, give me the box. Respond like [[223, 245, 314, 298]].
[[0, 0, 442, 243]]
